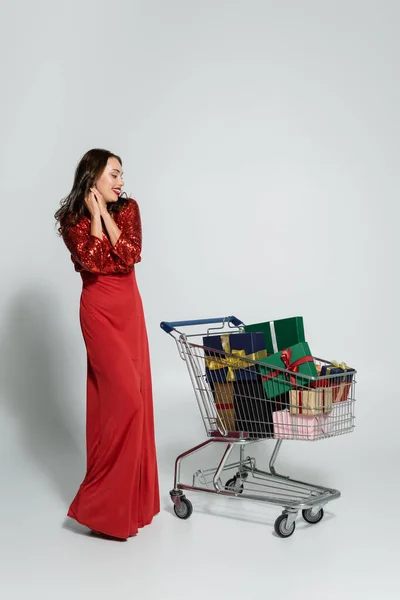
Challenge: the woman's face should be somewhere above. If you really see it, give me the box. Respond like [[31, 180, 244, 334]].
[[95, 157, 125, 203]]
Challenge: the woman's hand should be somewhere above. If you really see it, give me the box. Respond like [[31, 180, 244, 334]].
[[84, 190, 101, 218], [91, 187, 108, 217]]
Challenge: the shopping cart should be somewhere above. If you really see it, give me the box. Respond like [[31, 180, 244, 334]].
[[160, 316, 356, 538]]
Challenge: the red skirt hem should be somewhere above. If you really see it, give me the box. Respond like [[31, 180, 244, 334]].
[[67, 508, 159, 539]]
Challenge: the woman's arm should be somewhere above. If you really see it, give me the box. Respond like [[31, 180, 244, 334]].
[[109, 200, 142, 266], [86, 188, 103, 241], [62, 220, 106, 273], [103, 199, 142, 267], [62, 191, 132, 274], [61, 189, 105, 273], [101, 211, 123, 247], [90, 213, 103, 240], [91, 186, 130, 250]]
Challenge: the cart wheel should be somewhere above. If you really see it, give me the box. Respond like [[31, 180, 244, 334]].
[[302, 507, 324, 524], [274, 514, 296, 538], [225, 477, 244, 494], [173, 496, 193, 520]]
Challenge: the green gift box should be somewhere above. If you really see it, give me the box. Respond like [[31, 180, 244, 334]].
[[259, 342, 318, 399], [244, 317, 305, 355]]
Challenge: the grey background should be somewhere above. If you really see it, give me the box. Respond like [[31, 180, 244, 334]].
[[0, 1, 398, 598]]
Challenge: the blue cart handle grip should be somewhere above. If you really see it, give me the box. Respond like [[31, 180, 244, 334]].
[[160, 316, 243, 334]]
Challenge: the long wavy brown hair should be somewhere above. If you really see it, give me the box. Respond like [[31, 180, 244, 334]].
[[54, 148, 130, 235]]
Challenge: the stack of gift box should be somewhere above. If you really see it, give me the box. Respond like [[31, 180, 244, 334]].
[[203, 317, 354, 441]]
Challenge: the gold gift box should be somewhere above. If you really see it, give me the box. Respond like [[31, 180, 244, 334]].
[[289, 388, 333, 416], [213, 382, 235, 431]]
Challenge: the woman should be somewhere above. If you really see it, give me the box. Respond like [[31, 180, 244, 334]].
[[55, 148, 160, 540]]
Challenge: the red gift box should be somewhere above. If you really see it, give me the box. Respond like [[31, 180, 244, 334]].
[[311, 361, 354, 403]]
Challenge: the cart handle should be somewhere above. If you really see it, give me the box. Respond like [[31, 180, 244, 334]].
[[160, 316, 243, 334]]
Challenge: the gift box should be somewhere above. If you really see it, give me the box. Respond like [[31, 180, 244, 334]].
[[233, 379, 280, 438], [212, 382, 236, 432], [244, 316, 305, 355], [203, 332, 267, 384], [292, 412, 333, 440], [313, 361, 355, 403], [273, 409, 334, 440], [272, 409, 294, 439], [259, 342, 318, 399], [289, 388, 333, 416]]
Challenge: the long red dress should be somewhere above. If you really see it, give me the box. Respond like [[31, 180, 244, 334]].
[[62, 198, 160, 539]]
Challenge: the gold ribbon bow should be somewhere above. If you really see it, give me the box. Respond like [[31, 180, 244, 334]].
[[323, 361, 352, 376], [205, 334, 267, 382], [330, 361, 351, 371]]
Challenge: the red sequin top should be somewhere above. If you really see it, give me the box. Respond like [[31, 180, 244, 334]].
[[62, 198, 142, 274]]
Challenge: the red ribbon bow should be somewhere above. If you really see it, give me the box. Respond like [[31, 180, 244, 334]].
[[262, 348, 313, 387]]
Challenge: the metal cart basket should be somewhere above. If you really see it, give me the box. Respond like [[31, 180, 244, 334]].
[[160, 316, 356, 537]]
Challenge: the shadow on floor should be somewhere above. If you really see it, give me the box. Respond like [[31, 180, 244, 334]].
[[0, 287, 84, 504]]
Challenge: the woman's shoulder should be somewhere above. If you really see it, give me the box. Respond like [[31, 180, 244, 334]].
[[117, 197, 139, 218], [122, 197, 139, 210]]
